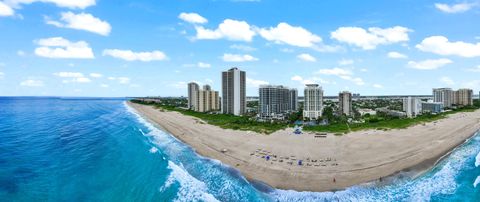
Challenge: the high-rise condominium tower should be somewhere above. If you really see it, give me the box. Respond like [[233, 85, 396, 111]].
[[338, 91, 352, 116], [187, 82, 200, 110], [222, 67, 246, 116], [303, 84, 323, 120], [258, 85, 298, 119], [433, 88, 453, 108]]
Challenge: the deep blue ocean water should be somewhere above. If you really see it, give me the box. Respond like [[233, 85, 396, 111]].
[[0, 97, 479, 201]]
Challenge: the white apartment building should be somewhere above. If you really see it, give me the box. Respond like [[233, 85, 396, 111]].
[[303, 84, 323, 120], [403, 97, 422, 118]]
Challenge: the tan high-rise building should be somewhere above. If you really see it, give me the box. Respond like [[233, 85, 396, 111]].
[[455, 88, 473, 106], [433, 88, 453, 108], [196, 85, 220, 112], [188, 82, 200, 110], [338, 91, 352, 116]]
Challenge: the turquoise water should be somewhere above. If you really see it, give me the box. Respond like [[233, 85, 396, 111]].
[[0, 97, 479, 201]]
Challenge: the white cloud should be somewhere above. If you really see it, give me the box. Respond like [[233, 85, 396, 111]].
[[195, 19, 256, 42], [246, 77, 268, 87], [170, 81, 187, 89], [197, 62, 211, 68], [230, 44, 256, 51], [373, 84, 383, 88], [45, 12, 111, 36], [407, 58, 452, 70], [89, 73, 102, 78], [297, 53, 316, 62], [259, 22, 322, 47], [7, 0, 96, 9], [435, 3, 475, 13], [338, 59, 354, 66], [0, 72, 4, 79], [439, 76, 455, 85], [316, 67, 352, 76], [331, 26, 412, 50], [53, 71, 91, 83], [316, 67, 365, 85], [100, 84, 108, 88], [102, 49, 167, 61], [387, 51, 408, 59], [178, 12, 207, 24], [222, 53, 258, 62], [34, 37, 94, 59], [17, 50, 25, 56], [20, 79, 44, 87], [291, 75, 329, 85], [0, 2, 14, 16], [416, 36, 480, 58]]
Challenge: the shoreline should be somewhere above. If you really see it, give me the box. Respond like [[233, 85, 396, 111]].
[[127, 102, 480, 192]]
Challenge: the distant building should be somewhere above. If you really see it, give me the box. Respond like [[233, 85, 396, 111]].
[[455, 88, 473, 106], [196, 85, 220, 112], [222, 67, 246, 116], [258, 85, 298, 119], [289, 88, 298, 111], [422, 102, 443, 114], [188, 82, 200, 110], [338, 91, 353, 116], [358, 108, 376, 116], [403, 97, 422, 118], [433, 88, 453, 108], [303, 84, 323, 120]]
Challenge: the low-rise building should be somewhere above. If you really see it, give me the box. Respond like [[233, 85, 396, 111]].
[[421, 101, 444, 114]]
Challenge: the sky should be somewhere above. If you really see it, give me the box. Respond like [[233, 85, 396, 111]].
[[0, 0, 480, 97]]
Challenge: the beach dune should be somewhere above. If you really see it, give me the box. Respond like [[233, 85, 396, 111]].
[[128, 102, 480, 192]]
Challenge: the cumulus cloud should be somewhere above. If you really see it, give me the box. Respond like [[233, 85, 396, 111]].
[[331, 26, 412, 50], [34, 37, 94, 59], [439, 76, 455, 85], [0, 2, 14, 16], [316, 67, 365, 85], [53, 71, 91, 83], [106, 76, 130, 84], [416, 36, 480, 58], [246, 77, 268, 87], [46, 12, 111, 36], [435, 3, 475, 13], [0, 72, 4, 79], [222, 53, 258, 62], [178, 12, 207, 24], [387, 51, 408, 59], [291, 75, 329, 85], [20, 79, 44, 87], [195, 19, 256, 42], [407, 58, 452, 70], [102, 49, 167, 61], [297, 53, 316, 62], [259, 22, 322, 47], [466, 65, 480, 72], [6, 0, 95, 9]]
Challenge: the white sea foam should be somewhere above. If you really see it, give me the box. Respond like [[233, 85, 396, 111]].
[[160, 161, 219, 202], [474, 176, 480, 188], [149, 147, 158, 153], [475, 152, 480, 167]]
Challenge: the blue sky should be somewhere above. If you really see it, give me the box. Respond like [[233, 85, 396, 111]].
[[0, 0, 480, 97]]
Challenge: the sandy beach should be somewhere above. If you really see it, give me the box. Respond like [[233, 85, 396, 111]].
[[128, 102, 480, 192]]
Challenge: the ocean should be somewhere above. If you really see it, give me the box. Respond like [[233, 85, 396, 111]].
[[0, 97, 479, 201]]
